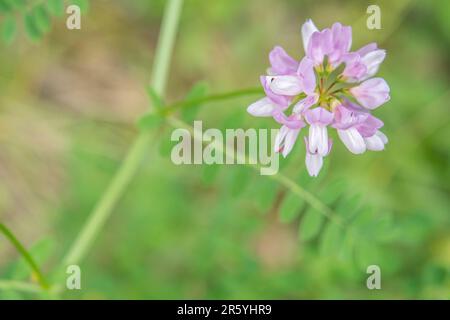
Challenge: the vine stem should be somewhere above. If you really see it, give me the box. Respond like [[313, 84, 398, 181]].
[[60, 0, 184, 268], [0, 223, 48, 289], [161, 87, 264, 115]]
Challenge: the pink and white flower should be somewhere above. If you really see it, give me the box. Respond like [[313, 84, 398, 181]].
[[247, 19, 391, 177]]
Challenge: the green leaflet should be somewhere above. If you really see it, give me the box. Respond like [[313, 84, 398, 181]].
[[337, 231, 355, 262], [158, 128, 174, 157], [279, 191, 303, 223], [1, 0, 90, 44], [24, 12, 42, 40], [319, 178, 347, 206], [202, 163, 220, 186], [335, 193, 363, 221], [1, 16, 16, 44], [32, 4, 51, 34], [47, 0, 65, 17], [71, 0, 89, 13], [319, 222, 343, 257], [181, 82, 208, 122], [354, 239, 383, 270], [299, 208, 324, 241], [137, 112, 164, 130], [138, 83, 206, 130], [0, 0, 12, 13], [252, 177, 277, 212], [229, 165, 251, 197]]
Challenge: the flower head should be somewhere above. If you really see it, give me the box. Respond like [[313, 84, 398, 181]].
[[247, 19, 391, 177]]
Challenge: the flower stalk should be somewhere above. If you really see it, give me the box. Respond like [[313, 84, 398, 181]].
[[61, 0, 184, 270]]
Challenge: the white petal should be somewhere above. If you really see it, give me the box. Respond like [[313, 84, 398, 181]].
[[282, 128, 300, 157], [274, 126, 300, 157], [364, 135, 384, 151], [364, 130, 388, 151], [301, 19, 319, 53], [308, 125, 319, 154], [268, 76, 303, 96], [376, 131, 388, 144], [274, 126, 288, 153], [361, 50, 386, 80], [318, 126, 329, 156], [338, 128, 366, 154], [247, 97, 276, 117], [305, 152, 323, 177], [309, 125, 329, 156]]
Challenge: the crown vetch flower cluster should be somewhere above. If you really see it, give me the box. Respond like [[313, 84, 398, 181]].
[[247, 20, 390, 177]]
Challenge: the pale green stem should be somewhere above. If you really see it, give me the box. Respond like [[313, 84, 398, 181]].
[[150, 0, 184, 96], [161, 87, 263, 115], [61, 0, 184, 269]]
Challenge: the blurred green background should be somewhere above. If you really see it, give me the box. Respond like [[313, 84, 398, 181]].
[[0, 0, 449, 299]]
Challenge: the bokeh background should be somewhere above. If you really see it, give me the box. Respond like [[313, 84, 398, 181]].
[[0, 0, 449, 299]]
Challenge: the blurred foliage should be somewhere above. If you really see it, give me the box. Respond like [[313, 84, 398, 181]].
[[0, 0, 88, 43], [0, 0, 449, 299]]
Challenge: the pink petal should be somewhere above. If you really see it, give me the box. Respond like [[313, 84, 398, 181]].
[[355, 114, 384, 137], [307, 29, 333, 65], [297, 57, 316, 95], [360, 49, 386, 80], [304, 107, 334, 126], [273, 110, 305, 129], [269, 46, 299, 75], [329, 23, 352, 64], [356, 43, 378, 57], [293, 94, 318, 113], [350, 78, 391, 109]]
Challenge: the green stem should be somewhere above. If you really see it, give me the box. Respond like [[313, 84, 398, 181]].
[[61, 133, 153, 266], [161, 87, 263, 115], [0, 223, 48, 289], [150, 0, 184, 96], [61, 0, 184, 268]]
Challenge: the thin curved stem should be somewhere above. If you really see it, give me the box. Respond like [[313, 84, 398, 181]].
[[60, 0, 184, 269], [161, 87, 263, 115], [61, 133, 154, 266], [0, 223, 48, 289]]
